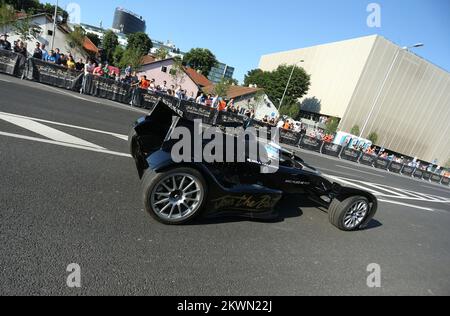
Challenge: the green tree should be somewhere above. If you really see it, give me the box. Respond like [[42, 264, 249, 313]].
[[169, 56, 186, 86], [183, 48, 218, 76], [367, 131, 379, 144], [126, 32, 152, 55], [86, 32, 101, 47], [243, 65, 310, 109], [4, 0, 69, 22], [213, 78, 233, 98], [325, 117, 340, 135], [65, 25, 85, 51], [154, 47, 169, 60], [112, 46, 124, 67], [350, 125, 361, 136], [0, 1, 15, 34], [119, 48, 144, 71], [101, 30, 119, 63], [279, 103, 300, 119]]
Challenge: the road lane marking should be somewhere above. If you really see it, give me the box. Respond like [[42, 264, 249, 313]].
[[0, 113, 105, 149], [0, 131, 131, 158], [325, 175, 385, 195], [336, 165, 385, 178], [378, 199, 435, 212], [0, 111, 128, 140], [326, 175, 450, 204]]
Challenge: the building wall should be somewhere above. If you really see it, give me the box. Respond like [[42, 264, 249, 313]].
[[137, 59, 199, 98], [259, 35, 377, 118], [340, 36, 450, 163], [5, 15, 87, 61]]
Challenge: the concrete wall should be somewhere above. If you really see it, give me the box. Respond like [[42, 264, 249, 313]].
[[259, 35, 377, 118], [138, 59, 199, 98], [340, 36, 450, 163]]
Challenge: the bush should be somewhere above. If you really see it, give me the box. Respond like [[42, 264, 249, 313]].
[[350, 125, 360, 136], [367, 132, 379, 144]]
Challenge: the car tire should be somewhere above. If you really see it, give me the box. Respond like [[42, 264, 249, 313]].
[[142, 167, 207, 225], [329, 196, 371, 231]]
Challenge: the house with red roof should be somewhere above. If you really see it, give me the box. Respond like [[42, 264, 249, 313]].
[[137, 57, 212, 99]]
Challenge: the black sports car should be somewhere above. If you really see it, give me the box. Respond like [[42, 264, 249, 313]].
[[129, 101, 378, 231]]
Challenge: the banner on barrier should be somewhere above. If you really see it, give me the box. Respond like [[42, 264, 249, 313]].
[[139, 90, 160, 110], [340, 148, 361, 162], [389, 162, 403, 173], [413, 169, 424, 179], [442, 177, 450, 185], [401, 165, 415, 176], [27, 58, 83, 91], [321, 143, 343, 157], [359, 153, 376, 166], [0, 50, 25, 76], [84, 75, 132, 104], [280, 129, 302, 146], [374, 158, 390, 170], [299, 136, 322, 152], [181, 102, 216, 125], [216, 111, 245, 128], [430, 174, 442, 183], [422, 171, 433, 181]]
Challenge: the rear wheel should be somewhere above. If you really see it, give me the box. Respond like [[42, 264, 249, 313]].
[[329, 196, 370, 231], [142, 168, 207, 225]]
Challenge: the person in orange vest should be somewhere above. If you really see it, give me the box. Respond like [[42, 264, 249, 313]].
[[218, 98, 227, 112], [283, 120, 291, 130]]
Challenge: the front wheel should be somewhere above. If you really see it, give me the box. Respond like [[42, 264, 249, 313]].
[[328, 196, 371, 231], [142, 168, 207, 225]]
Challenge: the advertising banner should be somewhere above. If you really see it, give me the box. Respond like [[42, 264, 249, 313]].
[[430, 174, 442, 183], [413, 169, 425, 179], [340, 148, 361, 162], [401, 165, 416, 176], [84, 75, 132, 104], [26, 58, 83, 91], [422, 171, 433, 181], [374, 158, 391, 170], [321, 143, 343, 158], [279, 129, 302, 146], [0, 50, 25, 76], [442, 177, 450, 186], [389, 162, 403, 174], [299, 136, 323, 152], [359, 153, 377, 166]]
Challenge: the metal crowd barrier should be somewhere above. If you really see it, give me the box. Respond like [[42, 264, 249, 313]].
[[1, 52, 448, 187]]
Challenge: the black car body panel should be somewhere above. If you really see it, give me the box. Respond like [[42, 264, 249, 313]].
[[129, 100, 378, 225]]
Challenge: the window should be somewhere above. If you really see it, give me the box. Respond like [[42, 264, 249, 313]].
[[161, 66, 168, 73]]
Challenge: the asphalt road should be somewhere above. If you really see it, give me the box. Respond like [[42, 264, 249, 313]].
[[1, 74, 449, 296]]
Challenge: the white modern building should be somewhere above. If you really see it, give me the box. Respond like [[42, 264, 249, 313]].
[[259, 35, 450, 163]]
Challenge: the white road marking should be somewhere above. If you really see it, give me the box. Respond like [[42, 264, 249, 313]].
[[327, 175, 450, 204], [0, 113, 105, 149], [378, 199, 435, 212], [336, 165, 385, 178], [0, 111, 128, 140], [0, 131, 131, 158], [325, 175, 385, 195]]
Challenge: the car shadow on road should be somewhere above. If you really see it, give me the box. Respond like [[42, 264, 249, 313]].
[[191, 196, 383, 231]]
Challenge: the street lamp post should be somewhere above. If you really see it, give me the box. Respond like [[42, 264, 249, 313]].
[[278, 59, 305, 111], [359, 43, 424, 138], [51, 0, 59, 50]]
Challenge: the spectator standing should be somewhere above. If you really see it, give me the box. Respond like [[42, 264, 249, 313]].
[[14, 41, 27, 57], [130, 72, 141, 106], [0, 34, 11, 50], [40, 43, 48, 61], [93, 63, 104, 76], [66, 55, 76, 70], [46, 50, 57, 63], [32, 42, 42, 59], [54, 48, 62, 65], [75, 58, 85, 72]]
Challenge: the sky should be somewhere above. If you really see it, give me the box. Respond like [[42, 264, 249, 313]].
[[53, 0, 450, 82]]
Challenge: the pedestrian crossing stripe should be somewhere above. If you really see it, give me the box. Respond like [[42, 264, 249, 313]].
[[326, 175, 450, 203]]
